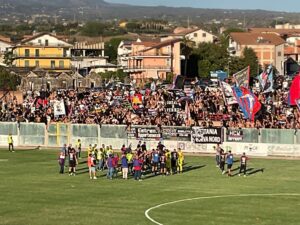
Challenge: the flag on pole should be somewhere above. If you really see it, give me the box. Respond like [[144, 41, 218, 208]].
[[233, 66, 250, 88], [257, 65, 273, 93], [296, 99, 300, 111], [220, 81, 237, 105], [232, 86, 261, 121]]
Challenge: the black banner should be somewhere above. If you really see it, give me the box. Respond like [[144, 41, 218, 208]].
[[165, 101, 181, 113], [227, 129, 243, 141], [127, 127, 161, 140], [127, 127, 191, 141], [192, 127, 223, 144], [162, 127, 191, 141]]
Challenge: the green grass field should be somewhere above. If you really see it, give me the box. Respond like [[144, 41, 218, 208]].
[[0, 149, 299, 225]]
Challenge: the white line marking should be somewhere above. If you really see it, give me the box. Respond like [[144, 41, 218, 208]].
[[145, 193, 300, 225], [0, 159, 8, 162]]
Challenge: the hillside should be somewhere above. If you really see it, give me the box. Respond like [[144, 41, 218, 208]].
[[1, 0, 300, 26]]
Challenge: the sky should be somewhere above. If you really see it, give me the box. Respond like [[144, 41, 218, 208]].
[[105, 0, 299, 12]]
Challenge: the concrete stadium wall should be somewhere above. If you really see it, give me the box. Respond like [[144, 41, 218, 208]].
[[1, 122, 300, 157]]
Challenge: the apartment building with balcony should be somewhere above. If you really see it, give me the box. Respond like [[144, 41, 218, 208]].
[[229, 32, 285, 74], [11, 32, 72, 72], [123, 39, 181, 81]]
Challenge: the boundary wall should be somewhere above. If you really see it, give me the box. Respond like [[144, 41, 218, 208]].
[[0, 122, 299, 157]]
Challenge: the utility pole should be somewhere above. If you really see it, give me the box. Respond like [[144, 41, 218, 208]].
[[228, 57, 231, 77]]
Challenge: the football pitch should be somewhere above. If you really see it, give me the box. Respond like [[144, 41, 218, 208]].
[[0, 149, 299, 225]]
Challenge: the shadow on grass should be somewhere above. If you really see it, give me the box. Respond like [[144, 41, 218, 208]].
[[76, 170, 89, 175], [247, 168, 264, 176], [231, 167, 264, 177], [183, 165, 206, 173], [231, 167, 241, 172], [76, 167, 89, 171]]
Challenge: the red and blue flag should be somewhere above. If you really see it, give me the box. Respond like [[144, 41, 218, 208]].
[[233, 86, 261, 121]]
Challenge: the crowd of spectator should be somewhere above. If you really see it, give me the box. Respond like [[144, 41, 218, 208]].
[[0, 76, 299, 129]]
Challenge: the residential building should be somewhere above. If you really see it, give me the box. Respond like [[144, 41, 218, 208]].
[[0, 35, 12, 66], [284, 40, 300, 62], [161, 28, 217, 46], [229, 32, 285, 74], [71, 40, 116, 75], [275, 23, 300, 29], [248, 27, 300, 44], [118, 40, 133, 68], [11, 32, 72, 72], [123, 39, 181, 81]]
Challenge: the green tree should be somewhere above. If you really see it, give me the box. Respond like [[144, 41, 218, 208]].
[[98, 70, 128, 82], [3, 51, 13, 66], [166, 72, 175, 83], [192, 42, 228, 78], [242, 47, 259, 77], [198, 60, 212, 78], [126, 22, 141, 31], [0, 68, 20, 91], [81, 21, 107, 37], [104, 38, 124, 64]]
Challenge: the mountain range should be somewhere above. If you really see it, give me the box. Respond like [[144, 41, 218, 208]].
[[0, 0, 300, 26]]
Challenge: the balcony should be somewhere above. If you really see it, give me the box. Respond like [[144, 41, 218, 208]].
[[124, 65, 171, 72], [128, 54, 172, 59], [12, 54, 71, 59], [12, 65, 71, 71]]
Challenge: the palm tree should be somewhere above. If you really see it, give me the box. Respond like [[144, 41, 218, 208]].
[[181, 37, 194, 76]]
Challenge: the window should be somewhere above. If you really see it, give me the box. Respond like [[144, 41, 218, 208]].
[[50, 61, 55, 69], [35, 49, 39, 57], [63, 49, 68, 57], [59, 61, 64, 69], [35, 60, 39, 67], [166, 58, 171, 67], [25, 49, 30, 57], [90, 81, 95, 88], [38, 39, 42, 44], [29, 82, 34, 91], [25, 60, 30, 67], [45, 39, 49, 46], [167, 46, 171, 54], [202, 33, 206, 38], [194, 33, 198, 38], [278, 51, 282, 57]]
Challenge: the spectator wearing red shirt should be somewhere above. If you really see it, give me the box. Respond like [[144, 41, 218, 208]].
[[112, 154, 119, 178], [133, 155, 143, 181], [88, 154, 97, 180]]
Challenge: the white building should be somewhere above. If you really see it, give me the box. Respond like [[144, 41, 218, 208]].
[[71, 41, 117, 75], [117, 40, 133, 68], [0, 35, 12, 66], [161, 28, 218, 47]]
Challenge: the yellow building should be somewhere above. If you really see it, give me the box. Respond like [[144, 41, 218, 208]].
[[12, 33, 72, 72]]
